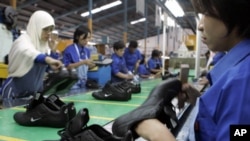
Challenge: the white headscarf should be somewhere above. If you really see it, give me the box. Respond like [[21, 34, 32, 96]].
[[8, 10, 55, 77]]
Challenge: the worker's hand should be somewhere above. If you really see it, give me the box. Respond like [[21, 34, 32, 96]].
[[45, 56, 63, 70], [135, 119, 176, 141], [48, 38, 59, 51], [126, 74, 134, 80], [84, 59, 96, 68], [177, 83, 201, 109], [198, 76, 209, 85]]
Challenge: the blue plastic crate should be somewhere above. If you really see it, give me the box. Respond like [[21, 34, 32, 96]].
[[87, 65, 111, 86]]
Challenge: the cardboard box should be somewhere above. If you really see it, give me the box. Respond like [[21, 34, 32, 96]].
[[0, 63, 8, 78]]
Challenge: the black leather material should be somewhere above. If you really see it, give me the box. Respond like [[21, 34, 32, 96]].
[[112, 78, 182, 138], [59, 108, 133, 141]]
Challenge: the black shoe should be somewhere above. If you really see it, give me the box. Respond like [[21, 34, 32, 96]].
[[25, 94, 76, 120], [59, 108, 90, 139], [112, 78, 182, 138], [13, 101, 69, 128], [14, 94, 76, 127], [55, 69, 78, 95], [86, 79, 101, 89], [46, 94, 76, 120], [92, 81, 131, 101], [59, 108, 133, 141], [43, 68, 71, 95], [113, 81, 132, 95], [130, 82, 141, 94], [117, 81, 140, 94], [162, 72, 180, 80], [69, 124, 132, 141]]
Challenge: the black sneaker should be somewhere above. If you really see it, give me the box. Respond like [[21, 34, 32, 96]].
[[92, 82, 131, 101], [112, 78, 182, 138], [117, 81, 140, 94], [58, 108, 133, 141], [162, 72, 180, 80], [13, 101, 69, 128], [55, 69, 78, 95], [59, 108, 90, 140], [115, 81, 132, 95], [14, 94, 76, 128], [85, 79, 101, 89], [43, 68, 71, 95], [128, 82, 141, 94], [46, 94, 76, 120]]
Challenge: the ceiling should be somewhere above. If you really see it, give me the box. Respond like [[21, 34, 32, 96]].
[[0, 0, 197, 44]]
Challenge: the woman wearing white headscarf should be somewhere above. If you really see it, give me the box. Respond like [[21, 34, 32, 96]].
[[0, 10, 62, 99]]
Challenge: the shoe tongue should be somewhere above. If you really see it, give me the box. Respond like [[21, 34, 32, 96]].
[[45, 97, 61, 110], [47, 94, 59, 102], [66, 108, 90, 136], [26, 94, 44, 111]]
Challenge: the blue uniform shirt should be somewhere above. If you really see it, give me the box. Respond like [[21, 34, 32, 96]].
[[196, 39, 250, 141], [63, 44, 91, 67], [111, 53, 128, 82], [147, 58, 162, 72], [123, 48, 141, 72], [138, 64, 151, 76], [210, 52, 226, 66]]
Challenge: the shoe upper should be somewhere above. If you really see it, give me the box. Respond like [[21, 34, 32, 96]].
[[14, 94, 76, 128], [112, 78, 182, 138], [58, 108, 133, 141], [92, 81, 131, 101], [14, 102, 69, 128]]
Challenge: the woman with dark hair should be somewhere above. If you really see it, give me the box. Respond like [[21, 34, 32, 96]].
[[63, 26, 95, 89], [137, 54, 158, 79], [123, 40, 142, 73], [147, 49, 162, 74], [110, 41, 134, 82]]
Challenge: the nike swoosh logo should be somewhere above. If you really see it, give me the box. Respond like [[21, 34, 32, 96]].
[[30, 117, 42, 122], [104, 94, 112, 97]]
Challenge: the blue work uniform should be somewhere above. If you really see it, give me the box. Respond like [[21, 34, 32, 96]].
[[195, 39, 250, 141], [46, 51, 61, 72], [138, 64, 151, 76], [210, 52, 226, 66], [123, 48, 141, 72], [147, 58, 162, 73], [50, 51, 60, 60], [0, 54, 47, 99], [63, 44, 91, 89], [111, 53, 128, 83]]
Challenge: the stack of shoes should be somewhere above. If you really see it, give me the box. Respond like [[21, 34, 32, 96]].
[[13, 94, 76, 128], [111, 78, 182, 139], [58, 108, 133, 141], [43, 68, 78, 95], [92, 81, 132, 101]]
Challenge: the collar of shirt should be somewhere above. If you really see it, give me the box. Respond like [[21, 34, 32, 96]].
[[209, 39, 250, 84]]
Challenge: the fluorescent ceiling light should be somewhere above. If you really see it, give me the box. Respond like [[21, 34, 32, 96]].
[[165, 0, 184, 17], [81, 0, 122, 17], [130, 18, 146, 25], [160, 15, 175, 27]]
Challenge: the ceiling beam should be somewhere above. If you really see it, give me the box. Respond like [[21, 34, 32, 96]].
[[17, 0, 41, 10]]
